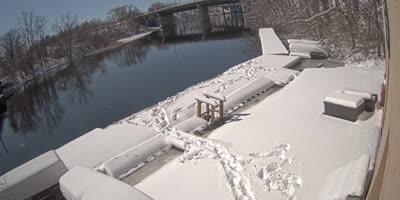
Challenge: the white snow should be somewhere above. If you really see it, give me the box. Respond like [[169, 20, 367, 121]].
[[259, 28, 289, 55], [195, 95, 219, 106], [117, 29, 160, 44], [0, 151, 68, 200], [289, 43, 327, 54], [131, 61, 384, 200], [116, 54, 300, 134], [174, 116, 208, 133], [341, 90, 373, 100], [324, 90, 365, 108], [100, 135, 172, 179], [287, 39, 322, 45], [56, 124, 157, 170], [224, 77, 275, 112], [288, 39, 329, 59], [290, 51, 311, 59], [318, 154, 371, 200], [203, 91, 227, 102], [59, 166, 153, 200], [206, 65, 384, 199], [263, 69, 299, 86]]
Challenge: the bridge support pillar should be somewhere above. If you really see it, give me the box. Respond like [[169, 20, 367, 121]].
[[198, 5, 211, 39], [158, 13, 175, 42]]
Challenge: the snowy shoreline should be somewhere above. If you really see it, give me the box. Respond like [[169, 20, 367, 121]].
[[1, 30, 160, 96]]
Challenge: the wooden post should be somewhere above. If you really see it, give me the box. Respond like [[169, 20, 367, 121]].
[[197, 100, 202, 117], [210, 106, 215, 124], [206, 104, 210, 117], [220, 102, 224, 121]]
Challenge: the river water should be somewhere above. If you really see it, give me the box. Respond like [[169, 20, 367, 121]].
[[0, 32, 260, 176]]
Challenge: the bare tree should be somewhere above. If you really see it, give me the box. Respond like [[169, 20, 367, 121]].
[[243, 0, 384, 58], [107, 5, 142, 23], [0, 28, 25, 81], [148, 1, 179, 12], [53, 13, 79, 63], [19, 10, 49, 74]]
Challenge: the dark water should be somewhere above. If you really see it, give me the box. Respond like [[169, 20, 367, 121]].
[[0, 33, 260, 175]]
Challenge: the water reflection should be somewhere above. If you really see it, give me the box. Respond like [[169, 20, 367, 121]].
[[0, 114, 7, 153], [5, 39, 154, 135], [111, 39, 151, 66], [7, 76, 64, 134], [1, 32, 261, 176]]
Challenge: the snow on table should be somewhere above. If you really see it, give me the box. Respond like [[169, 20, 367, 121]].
[[134, 63, 384, 200]]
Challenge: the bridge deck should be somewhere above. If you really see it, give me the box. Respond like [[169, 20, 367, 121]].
[[134, 0, 239, 18]]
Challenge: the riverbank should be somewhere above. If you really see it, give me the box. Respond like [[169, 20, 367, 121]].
[[0, 29, 161, 98]]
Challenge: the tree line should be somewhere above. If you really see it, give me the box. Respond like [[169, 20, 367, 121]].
[[0, 2, 178, 85], [242, 0, 384, 59]]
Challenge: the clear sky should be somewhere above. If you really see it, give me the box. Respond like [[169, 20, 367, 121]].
[[0, 0, 187, 34]]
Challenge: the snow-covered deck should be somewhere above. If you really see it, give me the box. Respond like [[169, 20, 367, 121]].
[[135, 63, 384, 200]]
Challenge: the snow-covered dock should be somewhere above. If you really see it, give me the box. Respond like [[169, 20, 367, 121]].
[[0, 27, 385, 200], [134, 61, 384, 200]]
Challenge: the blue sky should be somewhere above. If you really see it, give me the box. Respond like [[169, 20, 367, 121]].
[[0, 0, 186, 34]]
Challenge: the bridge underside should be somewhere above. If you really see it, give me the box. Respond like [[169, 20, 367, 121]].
[[143, 0, 244, 40]]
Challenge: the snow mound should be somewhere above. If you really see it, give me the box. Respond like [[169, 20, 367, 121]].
[[318, 155, 371, 200], [100, 135, 172, 179]]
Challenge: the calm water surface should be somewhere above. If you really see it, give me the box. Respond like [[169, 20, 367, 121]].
[[0, 33, 260, 175]]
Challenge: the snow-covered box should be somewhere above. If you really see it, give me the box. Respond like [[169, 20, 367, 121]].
[[324, 91, 365, 122]]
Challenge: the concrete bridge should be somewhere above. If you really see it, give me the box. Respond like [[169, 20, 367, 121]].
[[134, 0, 244, 40]]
